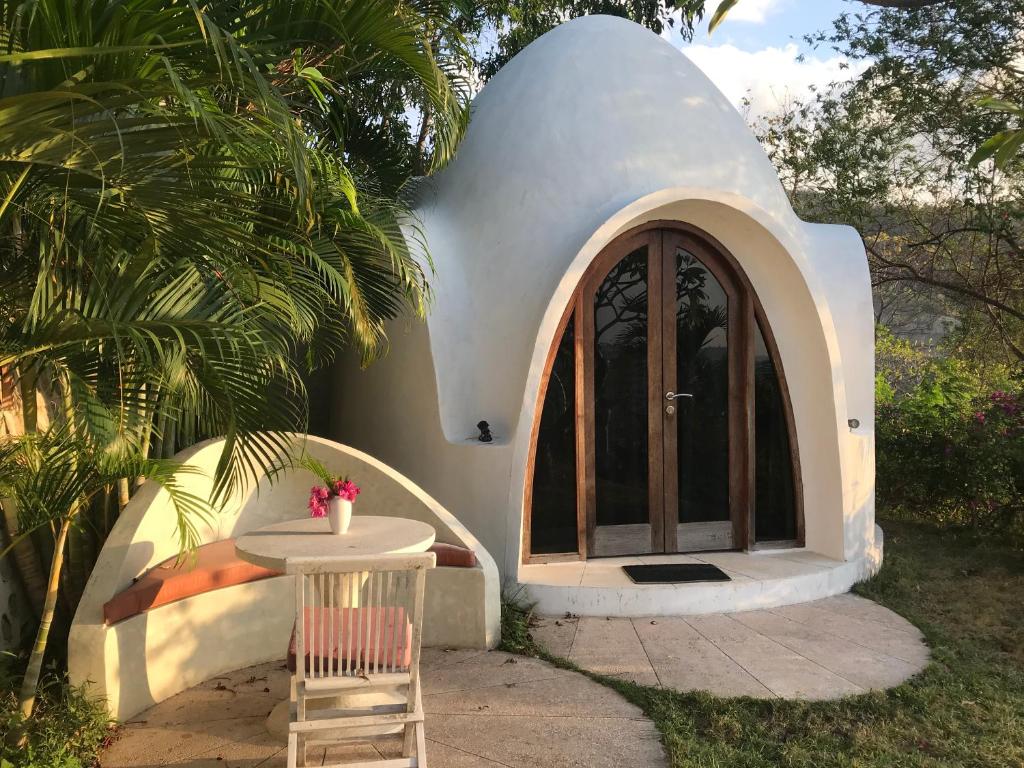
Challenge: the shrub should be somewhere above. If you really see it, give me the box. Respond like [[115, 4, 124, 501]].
[[875, 327, 1024, 541], [0, 663, 113, 768]]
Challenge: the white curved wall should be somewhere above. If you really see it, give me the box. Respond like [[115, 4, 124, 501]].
[[69, 436, 500, 720], [419, 15, 796, 444], [331, 15, 875, 582]]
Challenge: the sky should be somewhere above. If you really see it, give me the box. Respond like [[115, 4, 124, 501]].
[[668, 0, 866, 120]]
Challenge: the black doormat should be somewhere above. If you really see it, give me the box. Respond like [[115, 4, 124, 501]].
[[622, 563, 731, 584]]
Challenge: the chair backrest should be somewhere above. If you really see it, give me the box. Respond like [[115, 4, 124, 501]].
[[285, 553, 436, 684]]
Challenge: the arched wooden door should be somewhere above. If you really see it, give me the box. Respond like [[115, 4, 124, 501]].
[[525, 223, 802, 561]]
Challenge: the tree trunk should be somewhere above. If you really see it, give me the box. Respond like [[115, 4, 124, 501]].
[[18, 362, 36, 433], [413, 102, 433, 176], [66, 521, 89, 605], [0, 497, 45, 618], [118, 477, 130, 512], [17, 515, 71, 733], [162, 419, 177, 459], [1, 365, 24, 438], [136, 383, 156, 489], [59, 380, 88, 606]]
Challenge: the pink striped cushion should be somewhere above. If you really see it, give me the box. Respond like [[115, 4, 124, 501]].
[[287, 606, 412, 673]]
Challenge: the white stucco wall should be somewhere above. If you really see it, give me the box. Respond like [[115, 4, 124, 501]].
[[331, 15, 875, 581], [420, 15, 793, 445], [69, 436, 500, 720]]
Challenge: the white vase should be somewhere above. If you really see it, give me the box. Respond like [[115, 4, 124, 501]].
[[327, 497, 352, 535]]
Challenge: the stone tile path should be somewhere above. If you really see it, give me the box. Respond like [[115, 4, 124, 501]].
[[100, 650, 667, 768], [532, 594, 929, 700]]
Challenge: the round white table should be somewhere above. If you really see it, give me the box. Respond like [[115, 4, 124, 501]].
[[235, 515, 436, 571], [234, 515, 436, 740]]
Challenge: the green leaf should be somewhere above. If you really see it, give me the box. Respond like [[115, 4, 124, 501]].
[[969, 130, 1014, 167], [0, 41, 200, 63], [299, 66, 328, 83], [992, 129, 1024, 170], [976, 97, 1023, 115], [709, 0, 741, 34]]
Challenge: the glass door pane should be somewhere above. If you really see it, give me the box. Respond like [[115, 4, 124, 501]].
[[592, 245, 652, 555], [754, 319, 797, 541], [673, 246, 732, 551], [530, 318, 579, 554]]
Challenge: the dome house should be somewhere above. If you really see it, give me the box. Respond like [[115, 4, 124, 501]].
[[330, 14, 879, 616]]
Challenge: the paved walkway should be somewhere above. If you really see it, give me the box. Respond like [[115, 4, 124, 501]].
[[100, 650, 667, 768], [532, 594, 930, 699]]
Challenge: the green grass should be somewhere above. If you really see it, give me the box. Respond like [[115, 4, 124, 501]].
[[503, 520, 1024, 768]]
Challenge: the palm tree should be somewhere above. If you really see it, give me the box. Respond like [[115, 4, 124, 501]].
[[0, 0, 469, 728]]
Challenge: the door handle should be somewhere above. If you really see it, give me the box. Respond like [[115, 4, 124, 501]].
[[666, 392, 693, 401]]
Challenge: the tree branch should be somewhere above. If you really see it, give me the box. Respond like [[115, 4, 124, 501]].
[[865, 241, 1024, 324], [858, 0, 948, 8]]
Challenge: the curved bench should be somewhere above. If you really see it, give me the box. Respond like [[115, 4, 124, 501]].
[[68, 436, 500, 721], [100, 540, 478, 626]]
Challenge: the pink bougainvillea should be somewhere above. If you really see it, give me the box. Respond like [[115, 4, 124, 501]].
[[308, 485, 330, 518], [335, 479, 360, 502], [309, 475, 361, 517]]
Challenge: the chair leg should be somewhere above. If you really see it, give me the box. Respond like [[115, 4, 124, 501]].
[[403, 722, 415, 758], [404, 686, 424, 758], [293, 677, 307, 766], [287, 733, 298, 768], [415, 721, 428, 767]]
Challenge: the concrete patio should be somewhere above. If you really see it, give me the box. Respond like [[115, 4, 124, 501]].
[[100, 649, 667, 768], [532, 593, 929, 699], [98, 594, 927, 767]]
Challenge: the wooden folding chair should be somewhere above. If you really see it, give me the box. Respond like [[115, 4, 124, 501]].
[[285, 552, 436, 768]]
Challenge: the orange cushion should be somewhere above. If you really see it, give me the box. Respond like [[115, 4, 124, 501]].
[[428, 542, 478, 568], [287, 606, 412, 673], [103, 539, 282, 625]]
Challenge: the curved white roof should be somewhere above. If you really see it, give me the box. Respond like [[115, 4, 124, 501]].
[[416, 15, 801, 442]]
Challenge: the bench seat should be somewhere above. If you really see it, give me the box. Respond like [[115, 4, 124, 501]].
[[102, 539, 280, 625], [103, 539, 478, 625]]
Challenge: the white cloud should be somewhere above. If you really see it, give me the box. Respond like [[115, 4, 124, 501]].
[[722, 0, 783, 24], [682, 42, 865, 119]]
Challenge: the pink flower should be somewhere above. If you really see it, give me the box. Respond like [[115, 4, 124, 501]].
[[308, 475, 361, 516], [337, 480, 360, 502], [974, 411, 986, 424], [309, 485, 330, 517]]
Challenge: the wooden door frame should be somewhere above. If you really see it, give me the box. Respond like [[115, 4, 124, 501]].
[[660, 229, 748, 553], [580, 230, 663, 557], [521, 221, 805, 563]]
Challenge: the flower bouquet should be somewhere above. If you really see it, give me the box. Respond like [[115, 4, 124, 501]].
[[303, 457, 361, 535]]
